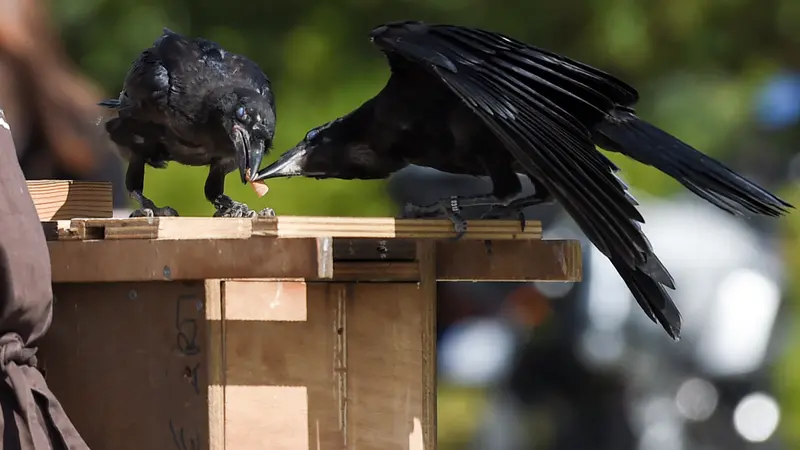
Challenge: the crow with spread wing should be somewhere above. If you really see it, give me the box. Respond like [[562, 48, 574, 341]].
[[100, 28, 276, 218], [253, 21, 793, 339]]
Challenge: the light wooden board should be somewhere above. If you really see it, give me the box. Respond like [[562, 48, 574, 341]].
[[252, 216, 540, 240], [40, 282, 211, 450], [416, 242, 438, 450], [27, 180, 112, 220], [42, 216, 541, 241], [221, 280, 429, 450]]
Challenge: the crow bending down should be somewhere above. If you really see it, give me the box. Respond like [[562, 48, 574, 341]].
[[100, 28, 276, 218], [254, 21, 793, 339]]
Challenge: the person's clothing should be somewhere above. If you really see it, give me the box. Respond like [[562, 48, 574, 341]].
[[0, 108, 89, 449]]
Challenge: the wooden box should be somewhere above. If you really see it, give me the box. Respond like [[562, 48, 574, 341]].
[[36, 184, 581, 450]]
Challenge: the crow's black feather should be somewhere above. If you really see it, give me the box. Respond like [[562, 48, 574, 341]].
[[100, 28, 276, 218], [256, 21, 794, 339]]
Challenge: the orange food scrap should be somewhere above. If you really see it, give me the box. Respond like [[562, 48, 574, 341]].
[[250, 180, 269, 197]]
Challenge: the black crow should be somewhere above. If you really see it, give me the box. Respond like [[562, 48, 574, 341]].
[[252, 21, 793, 339], [100, 28, 276, 218]]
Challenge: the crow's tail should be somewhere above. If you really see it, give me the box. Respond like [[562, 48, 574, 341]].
[[594, 109, 794, 217]]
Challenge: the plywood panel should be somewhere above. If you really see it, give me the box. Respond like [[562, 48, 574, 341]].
[[222, 281, 343, 449], [222, 281, 429, 450], [345, 283, 426, 450], [41, 282, 210, 450]]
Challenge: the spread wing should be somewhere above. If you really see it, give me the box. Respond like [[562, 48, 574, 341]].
[[370, 22, 681, 337]]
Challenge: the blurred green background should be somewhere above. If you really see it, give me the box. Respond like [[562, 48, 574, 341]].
[[48, 0, 800, 447]]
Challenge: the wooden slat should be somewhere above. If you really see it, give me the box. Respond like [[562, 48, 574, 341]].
[[417, 241, 438, 450], [435, 239, 582, 282], [48, 238, 326, 283], [27, 180, 112, 220], [253, 216, 540, 240], [43, 216, 542, 242]]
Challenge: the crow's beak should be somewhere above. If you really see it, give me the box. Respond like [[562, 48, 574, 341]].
[[233, 125, 265, 183], [251, 142, 308, 181]]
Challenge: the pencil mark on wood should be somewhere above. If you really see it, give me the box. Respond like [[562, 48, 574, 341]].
[[175, 294, 200, 356], [169, 420, 200, 450]]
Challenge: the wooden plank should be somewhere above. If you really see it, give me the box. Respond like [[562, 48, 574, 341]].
[[253, 216, 540, 240], [345, 282, 425, 450], [40, 282, 211, 450], [48, 238, 325, 283], [205, 280, 225, 450], [221, 281, 426, 450], [416, 242, 438, 450], [222, 281, 340, 449], [43, 216, 541, 242], [27, 180, 112, 220], [44, 216, 541, 241], [435, 239, 582, 282]]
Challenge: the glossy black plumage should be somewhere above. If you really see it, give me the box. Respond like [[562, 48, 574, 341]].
[[100, 28, 276, 217], [255, 21, 794, 339]]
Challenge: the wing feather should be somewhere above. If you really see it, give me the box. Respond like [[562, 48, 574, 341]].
[[370, 22, 681, 336]]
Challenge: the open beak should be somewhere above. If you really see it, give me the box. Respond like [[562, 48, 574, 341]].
[[233, 125, 266, 183], [251, 142, 308, 181]]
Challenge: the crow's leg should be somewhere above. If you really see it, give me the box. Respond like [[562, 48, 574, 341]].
[[481, 178, 554, 231], [401, 194, 502, 240], [126, 157, 179, 217], [205, 162, 275, 218]]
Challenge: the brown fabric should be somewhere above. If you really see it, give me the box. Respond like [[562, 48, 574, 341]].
[[0, 108, 89, 449]]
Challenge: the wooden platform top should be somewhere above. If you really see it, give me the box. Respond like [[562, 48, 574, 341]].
[[43, 216, 541, 241], [43, 217, 581, 284]]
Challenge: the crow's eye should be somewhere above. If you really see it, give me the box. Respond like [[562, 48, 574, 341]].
[[236, 106, 247, 120], [305, 129, 319, 140]]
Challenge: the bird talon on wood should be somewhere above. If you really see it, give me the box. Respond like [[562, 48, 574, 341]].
[[129, 191, 180, 218], [401, 201, 446, 219], [257, 207, 276, 217], [213, 200, 259, 218], [129, 206, 179, 218], [129, 208, 154, 218]]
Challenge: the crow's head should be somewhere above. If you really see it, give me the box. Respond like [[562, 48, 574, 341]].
[[215, 88, 275, 184], [252, 113, 378, 181]]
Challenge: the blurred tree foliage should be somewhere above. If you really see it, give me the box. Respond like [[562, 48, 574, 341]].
[[46, 0, 800, 447]]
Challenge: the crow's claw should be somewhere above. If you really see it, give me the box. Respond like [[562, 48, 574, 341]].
[[402, 196, 469, 240], [479, 194, 554, 232], [129, 206, 179, 218], [129, 192, 179, 217], [213, 198, 274, 218]]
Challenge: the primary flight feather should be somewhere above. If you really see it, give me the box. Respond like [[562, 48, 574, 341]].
[[255, 21, 793, 339]]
